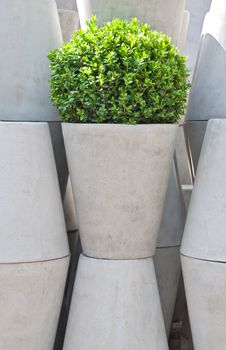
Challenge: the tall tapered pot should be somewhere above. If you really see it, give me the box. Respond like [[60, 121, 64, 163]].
[[181, 119, 226, 350], [0, 122, 69, 349], [63, 123, 178, 259]]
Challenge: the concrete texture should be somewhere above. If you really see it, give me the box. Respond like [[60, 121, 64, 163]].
[[63, 178, 78, 232], [63, 123, 177, 259], [185, 0, 211, 75], [186, 0, 226, 123], [0, 256, 69, 350], [186, 35, 226, 122], [154, 246, 181, 337], [0, 0, 62, 121], [157, 164, 185, 248], [58, 9, 79, 42], [76, 0, 92, 29], [56, 0, 77, 11], [184, 11, 226, 175], [181, 120, 226, 262], [63, 255, 168, 350], [76, 0, 185, 46], [178, 11, 190, 53], [0, 122, 69, 263], [181, 255, 226, 350]]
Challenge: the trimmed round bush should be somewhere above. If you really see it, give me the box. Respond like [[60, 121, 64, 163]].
[[48, 17, 190, 124]]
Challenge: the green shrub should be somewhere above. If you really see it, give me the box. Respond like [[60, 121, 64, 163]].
[[48, 17, 190, 124]]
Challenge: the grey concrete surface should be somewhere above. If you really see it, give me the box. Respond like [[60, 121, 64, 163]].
[[181, 255, 226, 350], [0, 122, 69, 263], [186, 34, 226, 122], [154, 246, 181, 337], [0, 257, 69, 350], [58, 9, 79, 42], [157, 164, 185, 248], [185, 1, 226, 177], [63, 255, 168, 350], [181, 120, 226, 262], [178, 11, 190, 53], [63, 124, 177, 259], [56, 0, 77, 11], [185, 0, 211, 75], [76, 0, 185, 47], [0, 0, 62, 121]]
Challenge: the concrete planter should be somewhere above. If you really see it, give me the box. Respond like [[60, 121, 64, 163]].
[[63, 123, 177, 259], [181, 120, 226, 349], [58, 9, 79, 42], [0, 122, 69, 348], [185, 0, 226, 176], [63, 255, 168, 350], [181, 256, 226, 350], [0, 258, 69, 350], [181, 120, 226, 262], [76, 0, 185, 46], [0, 0, 62, 122]]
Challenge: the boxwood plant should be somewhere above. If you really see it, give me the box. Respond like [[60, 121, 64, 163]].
[[48, 17, 190, 124]]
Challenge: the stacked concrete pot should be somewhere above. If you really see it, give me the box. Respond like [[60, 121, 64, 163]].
[[181, 119, 226, 350], [0, 1, 70, 348], [75, 0, 190, 338], [0, 0, 69, 194], [0, 123, 69, 349], [184, 0, 226, 178], [62, 124, 178, 349]]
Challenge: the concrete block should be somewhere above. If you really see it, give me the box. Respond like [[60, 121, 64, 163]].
[[63, 124, 177, 259], [0, 257, 69, 350], [0, 0, 62, 121], [76, 0, 185, 46], [0, 122, 69, 263], [181, 120, 226, 262], [58, 9, 79, 42], [154, 246, 181, 337], [181, 255, 226, 350], [63, 255, 168, 350]]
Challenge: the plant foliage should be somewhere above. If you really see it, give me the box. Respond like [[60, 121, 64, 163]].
[[48, 17, 190, 124]]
